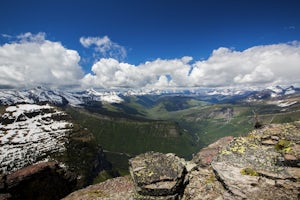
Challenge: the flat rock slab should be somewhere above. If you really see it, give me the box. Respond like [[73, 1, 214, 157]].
[[192, 136, 233, 167], [63, 176, 135, 200], [212, 122, 300, 200], [182, 167, 224, 200], [129, 152, 186, 197]]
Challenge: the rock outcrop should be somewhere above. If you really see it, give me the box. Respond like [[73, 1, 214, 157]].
[[0, 103, 112, 191], [63, 121, 300, 200], [63, 176, 135, 200], [0, 161, 77, 200], [182, 136, 233, 200], [0, 104, 72, 174], [211, 122, 300, 200], [129, 152, 187, 199], [192, 136, 234, 167]]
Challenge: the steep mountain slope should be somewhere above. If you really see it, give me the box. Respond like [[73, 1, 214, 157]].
[[0, 103, 110, 190], [65, 106, 199, 177], [0, 104, 71, 173], [107, 93, 300, 147], [71, 108, 197, 156]]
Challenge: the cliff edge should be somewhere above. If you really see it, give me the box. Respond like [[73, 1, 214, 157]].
[[63, 121, 300, 200]]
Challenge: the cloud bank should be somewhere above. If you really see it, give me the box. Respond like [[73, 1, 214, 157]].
[[190, 42, 300, 87], [1, 32, 300, 89], [82, 42, 300, 89], [0, 32, 83, 88], [81, 56, 192, 88]]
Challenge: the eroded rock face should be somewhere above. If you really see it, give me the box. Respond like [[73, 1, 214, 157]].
[[0, 104, 72, 174], [129, 152, 187, 199], [182, 166, 224, 200], [182, 136, 234, 200], [192, 136, 234, 167], [0, 161, 77, 200], [212, 122, 300, 200]]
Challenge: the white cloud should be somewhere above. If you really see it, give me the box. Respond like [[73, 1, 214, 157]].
[[81, 56, 193, 89], [82, 42, 300, 89], [79, 36, 126, 61], [81, 58, 145, 88], [1, 34, 12, 38], [0, 32, 83, 88], [16, 32, 46, 43], [190, 42, 300, 87], [1, 33, 300, 90]]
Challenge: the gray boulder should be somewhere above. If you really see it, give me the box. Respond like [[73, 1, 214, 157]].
[[129, 152, 187, 199]]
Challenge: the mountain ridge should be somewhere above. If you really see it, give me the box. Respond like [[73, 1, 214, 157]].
[[0, 85, 299, 106]]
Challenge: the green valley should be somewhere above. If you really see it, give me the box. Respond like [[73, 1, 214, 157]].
[[62, 93, 300, 183]]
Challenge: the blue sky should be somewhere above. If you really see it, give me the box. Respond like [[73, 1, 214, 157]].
[[0, 0, 300, 89]]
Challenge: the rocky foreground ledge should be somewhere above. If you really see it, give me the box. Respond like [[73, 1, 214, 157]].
[[64, 121, 299, 199], [0, 161, 77, 200]]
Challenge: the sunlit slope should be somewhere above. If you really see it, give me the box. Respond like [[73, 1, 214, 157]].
[[102, 94, 300, 146], [65, 106, 199, 158], [65, 94, 300, 159]]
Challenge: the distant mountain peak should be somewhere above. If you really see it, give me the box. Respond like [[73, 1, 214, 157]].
[[0, 85, 299, 106]]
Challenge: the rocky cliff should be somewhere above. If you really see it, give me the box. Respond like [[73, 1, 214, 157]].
[[64, 121, 300, 200], [0, 103, 111, 199], [0, 161, 77, 200]]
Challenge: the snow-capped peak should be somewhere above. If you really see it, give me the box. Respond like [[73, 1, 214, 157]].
[[85, 88, 124, 103], [284, 86, 296, 95], [267, 85, 284, 94], [0, 87, 125, 106], [0, 85, 299, 106]]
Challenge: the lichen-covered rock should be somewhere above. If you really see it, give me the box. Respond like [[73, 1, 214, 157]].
[[182, 136, 234, 200], [212, 122, 300, 200], [129, 152, 187, 199], [182, 166, 224, 200], [63, 176, 135, 200], [61, 121, 300, 200], [192, 136, 234, 167]]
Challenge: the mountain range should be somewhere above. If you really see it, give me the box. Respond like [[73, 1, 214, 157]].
[[0, 85, 299, 106], [0, 85, 300, 199]]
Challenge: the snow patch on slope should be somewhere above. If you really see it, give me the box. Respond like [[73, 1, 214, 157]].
[[86, 88, 124, 103], [277, 100, 298, 107], [0, 104, 72, 174], [0, 87, 124, 106]]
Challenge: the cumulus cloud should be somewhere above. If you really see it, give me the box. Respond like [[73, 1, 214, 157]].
[[81, 56, 192, 89], [0, 32, 83, 88], [190, 42, 300, 87], [16, 32, 46, 43], [80, 36, 126, 61], [1, 33, 300, 90], [82, 42, 300, 89]]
